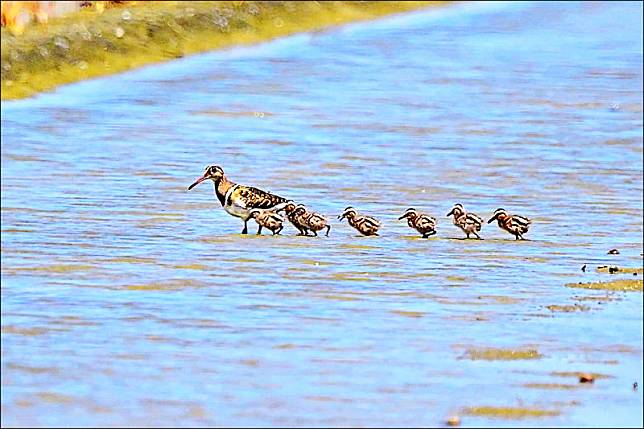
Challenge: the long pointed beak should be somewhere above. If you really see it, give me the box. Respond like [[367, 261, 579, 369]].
[[446, 209, 454, 217], [487, 215, 497, 224], [188, 175, 207, 191], [337, 214, 345, 220], [398, 214, 407, 220]]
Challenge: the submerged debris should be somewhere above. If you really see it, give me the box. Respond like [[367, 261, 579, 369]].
[[446, 416, 460, 426], [551, 371, 614, 380], [597, 266, 643, 275]]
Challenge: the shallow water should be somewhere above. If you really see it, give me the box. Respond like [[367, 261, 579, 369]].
[[1, 1, 643, 427]]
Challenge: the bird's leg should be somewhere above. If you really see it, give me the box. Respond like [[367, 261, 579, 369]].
[[465, 232, 470, 239], [276, 226, 283, 235], [325, 225, 331, 237], [473, 232, 482, 240], [312, 230, 318, 237], [257, 224, 263, 235], [241, 220, 248, 234]]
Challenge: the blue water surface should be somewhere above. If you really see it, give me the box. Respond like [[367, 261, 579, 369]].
[[2, 1, 643, 427]]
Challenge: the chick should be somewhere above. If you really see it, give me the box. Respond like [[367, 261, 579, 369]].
[[338, 206, 381, 236]]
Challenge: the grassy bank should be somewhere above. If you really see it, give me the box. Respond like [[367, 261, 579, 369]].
[[1, 1, 446, 100]]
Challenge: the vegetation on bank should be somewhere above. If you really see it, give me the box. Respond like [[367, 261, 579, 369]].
[[1, 1, 446, 100]]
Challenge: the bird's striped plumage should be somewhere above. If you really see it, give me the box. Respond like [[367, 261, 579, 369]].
[[187, 165, 288, 234], [488, 208, 531, 240], [447, 203, 483, 239], [399, 208, 437, 238], [338, 207, 381, 236]]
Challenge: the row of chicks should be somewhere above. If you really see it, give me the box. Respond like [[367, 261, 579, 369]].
[[248, 202, 331, 237], [250, 202, 531, 240]]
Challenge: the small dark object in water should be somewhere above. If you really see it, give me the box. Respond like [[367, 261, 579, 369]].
[[608, 249, 620, 255], [446, 416, 460, 426], [579, 374, 595, 383], [581, 264, 587, 272], [634, 272, 638, 276], [609, 266, 619, 274], [634, 382, 638, 391]]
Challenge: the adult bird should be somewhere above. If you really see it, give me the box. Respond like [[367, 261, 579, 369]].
[[188, 165, 289, 234]]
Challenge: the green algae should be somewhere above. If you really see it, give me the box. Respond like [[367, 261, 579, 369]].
[[391, 310, 426, 318], [104, 256, 159, 264], [572, 294, 621, 302], [9, 263, 96, 273], [463, 347, 543, 361], [546, 304, 590, 313], [477, 295, 522, 304], [523, 383, 586, 390], [36, 392, 75, 404], [6, 363, 60, 374], [566, 279, 643, 292], [124, 279, 203, 290], [171, 263, 210, 270], [550, 371, 615, 380], [462, 406, 560, 419]]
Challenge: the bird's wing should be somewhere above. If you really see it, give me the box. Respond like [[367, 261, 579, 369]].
[[510, 216, 531, 233], [417, 215, 436, 228], [465, 213, 483, 226], [512, 215, 532, 226], [364, 215, 381, 227], [232, 186, 288, 209], [358, 216, 381, 230], [309, 213, 326, 223], [267, 212, 285, 222]]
